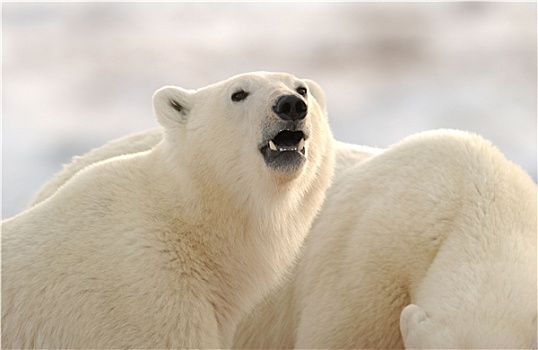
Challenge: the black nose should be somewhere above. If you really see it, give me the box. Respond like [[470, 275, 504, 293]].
[[273, 95, 307, 121]]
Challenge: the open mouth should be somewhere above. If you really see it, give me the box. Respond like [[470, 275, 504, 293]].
[[268, 130, 306, 155], [260, 130, 307, 172]]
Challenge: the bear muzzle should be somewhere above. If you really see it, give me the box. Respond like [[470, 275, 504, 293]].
[[259, 94, 311, 172]]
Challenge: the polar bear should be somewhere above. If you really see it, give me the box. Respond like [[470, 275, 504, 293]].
[[233, 129, 537, 349], [28, 128, 164, 206], [1, 72, 335, 349], [18, 127, 537, 348]]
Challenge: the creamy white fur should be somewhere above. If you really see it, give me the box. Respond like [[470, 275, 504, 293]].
[[234, 129, 537, 349], [18, 126, 537, 349], [1, 72, 335, 349]]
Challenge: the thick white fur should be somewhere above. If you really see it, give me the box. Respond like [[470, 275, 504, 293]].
[[2, 72, 335, 349], [18, 127, 537, 349], [234, 129, 537, 349]]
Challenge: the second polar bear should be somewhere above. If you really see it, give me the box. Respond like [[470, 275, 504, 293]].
[[234, 129, 537, 349], [1, 72, 335, 349]]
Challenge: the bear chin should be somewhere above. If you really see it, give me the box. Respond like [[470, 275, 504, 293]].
[[261, 148, 306, 173]]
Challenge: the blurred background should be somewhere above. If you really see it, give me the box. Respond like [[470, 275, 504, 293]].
[[3, 2, 537, 218]]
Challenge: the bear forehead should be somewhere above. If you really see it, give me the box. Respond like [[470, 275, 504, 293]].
[[202, 72, 304, 93], [229, 71, 302, 84]]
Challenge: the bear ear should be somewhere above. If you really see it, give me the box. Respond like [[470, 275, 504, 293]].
[[152, 85, 193, 128], [303, 79, 327, 112]]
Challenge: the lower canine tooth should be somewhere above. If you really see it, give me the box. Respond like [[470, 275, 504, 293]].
[[269, 140, 277, 151], [298, 138, 305, 151]]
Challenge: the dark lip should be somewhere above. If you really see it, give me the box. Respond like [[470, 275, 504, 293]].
[[275, 128, 309, 139], [259, 141, 307, 172], [278, 120, 308, 134], [259, 145, 306, 156]]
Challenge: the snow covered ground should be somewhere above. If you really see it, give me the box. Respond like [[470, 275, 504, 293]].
[[3, 2, 536, 218]]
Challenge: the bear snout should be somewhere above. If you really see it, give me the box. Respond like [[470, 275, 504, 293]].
[[273, 95, 307, 121]]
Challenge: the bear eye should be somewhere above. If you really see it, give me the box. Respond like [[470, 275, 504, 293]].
[[231, 90, 249, 102], [296, 86, 307, 97]]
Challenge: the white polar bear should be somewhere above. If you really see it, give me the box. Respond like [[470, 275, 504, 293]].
[[1, 72, 335, 349], [18, 126, 537, 348], [233, 129, 537, 349]]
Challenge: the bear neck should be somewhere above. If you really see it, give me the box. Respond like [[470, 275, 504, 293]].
[[144, 141, 333, 338], [149, 140, 316, 227]]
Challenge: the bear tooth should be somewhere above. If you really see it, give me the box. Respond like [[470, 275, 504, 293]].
[[269, 140, 277, 151], [298, 138, 305, 151]]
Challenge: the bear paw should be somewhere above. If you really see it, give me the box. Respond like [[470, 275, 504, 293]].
[[400, 304, 431, 349]]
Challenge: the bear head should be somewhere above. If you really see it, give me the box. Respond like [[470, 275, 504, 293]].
[[152, 72, 333, 201]]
